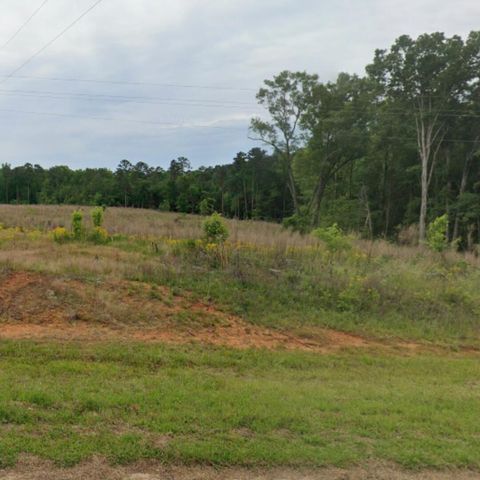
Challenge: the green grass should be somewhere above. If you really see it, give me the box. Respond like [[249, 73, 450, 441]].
[[2, 218, 480, 346], [0, 340, 478, 469], [120, 240, 480, 346]]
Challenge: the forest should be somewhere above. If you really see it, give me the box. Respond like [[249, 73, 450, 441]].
[[2, 31, 480, 247]]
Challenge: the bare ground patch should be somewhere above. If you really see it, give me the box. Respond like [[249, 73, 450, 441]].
[[0, 270, 380, 352], [0, 270, 471, 355], [0, 457, 478, 480]]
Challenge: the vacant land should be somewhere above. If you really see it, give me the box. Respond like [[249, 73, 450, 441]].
[[0, 205, 479, 479]]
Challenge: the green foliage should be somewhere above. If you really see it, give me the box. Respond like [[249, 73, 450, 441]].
[[2, 33, 480, 248], [199, 198, 214, 216], [52, 226, 70, 244], [88, 226, 110, 245], [158, 200, 171, 212], [203, 212, 229, 244], [71, 211, 84, 240], [427, 214, 449, 253], [282, 211, 311, 234], [312, 223, 351, 252], [91, 207, 104, 228]]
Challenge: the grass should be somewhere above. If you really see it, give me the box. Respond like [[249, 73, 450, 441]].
[[0, 341, 479, 469], [0, 211, 479, 345], [0, 205, 479, 471]]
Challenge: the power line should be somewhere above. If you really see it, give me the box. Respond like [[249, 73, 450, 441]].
[[0, 0, 50, 51], [0, 107, 249, 131], [0, 0, 106, 85], [0, 74, 258, 92], [0, 87, 258, 108], [4, 87, 480, 116], [2, 106, 480, 144]]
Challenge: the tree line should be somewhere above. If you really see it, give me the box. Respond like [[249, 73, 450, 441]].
[[0, 151, 289, 221], [2, 31, 480, 247]]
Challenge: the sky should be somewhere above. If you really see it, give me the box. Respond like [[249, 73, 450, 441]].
[[0, 0, 479, 170]]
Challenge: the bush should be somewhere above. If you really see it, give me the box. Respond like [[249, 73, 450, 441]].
[[199, 198, 214, 216], [88, 226, 110, 245], [397, 224, 419, 246], [313, 223, 351, 253], [203, 212, 229, 244], [71, 210, 84, 240], [158, 200, 171, 212], [282, 212, 311, 234], [91, 207, 104, 228], [427, 214, 449, 253], [52, 227, 70, 244]]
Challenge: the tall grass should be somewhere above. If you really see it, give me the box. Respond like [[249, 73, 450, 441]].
[[0, 205, 479, 345], [0, 205, 314, 249]]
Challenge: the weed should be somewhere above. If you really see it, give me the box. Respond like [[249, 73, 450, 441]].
[[71, 211, 84, 240], [91, 207, 105, 228], [203, 213, 229, 244], [52, 226, 70, 244], [88, 226, 110, 245]]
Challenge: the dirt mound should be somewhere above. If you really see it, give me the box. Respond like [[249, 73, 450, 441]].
[[0, 270, 374, 352]]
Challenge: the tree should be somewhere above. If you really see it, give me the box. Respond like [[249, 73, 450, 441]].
[[367, 32, 480, 241], [116, 160, 134, 207], [297, 73, 371, 226], [250, 71, 318, 214]]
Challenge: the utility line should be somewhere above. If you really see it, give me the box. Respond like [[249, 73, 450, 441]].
[[3, 87, 480, 116], [0, 107, 248, 131], [0, 0, 50, 51], [0, 0, 106, 85], [2, 107, 480, 143], [0, 87, 257, 107], [0, 74, 258, 92]]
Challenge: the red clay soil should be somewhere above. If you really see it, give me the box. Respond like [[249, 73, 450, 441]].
[[0, 270, 417, 353]]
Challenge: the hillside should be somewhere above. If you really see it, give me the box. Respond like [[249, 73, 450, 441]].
[[0, 205, 479, 479]]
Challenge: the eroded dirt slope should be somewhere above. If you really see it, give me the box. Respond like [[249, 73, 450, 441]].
[[0, 270, 371, 352]]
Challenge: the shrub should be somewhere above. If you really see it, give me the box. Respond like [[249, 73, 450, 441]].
[[89, 226, 110, 245], [91, 207, 104, 228], [199, 198, 214, 216], [427, 214, 449, 253], [71, 210, 84, 240], [397, 224, 419, 246], [158, 200, 171, 212], [52, 227, 70, 244], [282, 211, 311, 234], [313, 223, 351, 253], [203, 212, 229, 244]]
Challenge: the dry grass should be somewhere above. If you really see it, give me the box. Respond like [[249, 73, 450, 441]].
[[2, 455, 479, 480], [3, 204, 477, 267], [1, 204, 480, 345], [0, 205, 315, 249], [0, 206, 480, 471]]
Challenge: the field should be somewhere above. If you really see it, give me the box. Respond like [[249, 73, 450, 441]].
[[0, 205, 479, 479]]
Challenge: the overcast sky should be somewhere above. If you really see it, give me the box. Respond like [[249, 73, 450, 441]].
[[0, 0, 478, 170]]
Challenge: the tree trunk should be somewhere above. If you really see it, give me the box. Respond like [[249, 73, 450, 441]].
[[419, 152, 428, 241], [361, 185, 373, 239], [310, 178, 326, 227], [453, 149, 476, 241], [382, 152, 391, 238], [287, 164, 299, 214], [243, 179, 248, 219], [415, 104, 444, 242]]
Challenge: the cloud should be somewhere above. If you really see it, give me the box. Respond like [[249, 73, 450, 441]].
[[0, 0, 478, 169]]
